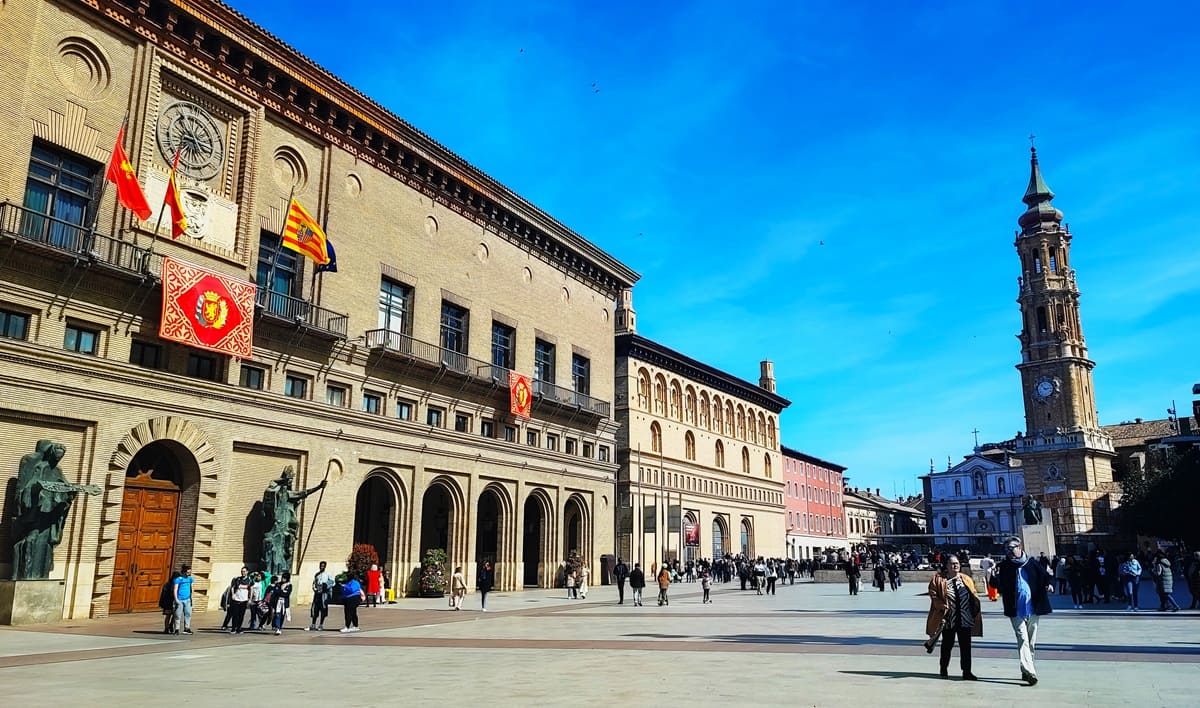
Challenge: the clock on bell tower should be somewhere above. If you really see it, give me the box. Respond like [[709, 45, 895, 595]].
[[1013, 147, 1115, 496]]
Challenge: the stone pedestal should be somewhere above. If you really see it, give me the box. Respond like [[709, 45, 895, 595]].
[[0, 579, 66, 625], [1020, 519, 1057, 560]]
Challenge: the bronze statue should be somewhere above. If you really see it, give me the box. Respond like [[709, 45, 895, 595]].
[[261, 466, 326, 576], [12, 440, 100, 580], [1022, 495, 1043, 526]]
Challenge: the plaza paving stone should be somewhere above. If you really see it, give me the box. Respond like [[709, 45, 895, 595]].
[[0, 578, 1195, 706]]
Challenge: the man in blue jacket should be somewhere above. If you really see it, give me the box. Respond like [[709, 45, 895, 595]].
[[989, 537, 1054, 686]]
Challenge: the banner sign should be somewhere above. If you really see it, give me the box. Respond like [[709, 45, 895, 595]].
[[643, 504, 656, 533], [509, 371, 532, 419], [684, 523, 700, 547], [160, 256, 255, 358]]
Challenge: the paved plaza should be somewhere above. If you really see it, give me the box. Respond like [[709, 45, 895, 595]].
[[0, 579, 1195, 706]]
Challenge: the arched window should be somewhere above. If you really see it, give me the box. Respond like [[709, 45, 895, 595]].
[[669, 380, 683, 420], [747, 413, 757, 444], [698, 391, 710, 428], [954, 480, 962, 496], [998, 476, 1006, 494], [712, 396, 724, 432], [715, 440, 725, 468], [725, 401, 735, 435], [637, 369, 651, 409], [764, 453, 772, 478], [684, 431, 696, 461], [685, 386, 697, 423], [767, 417, 777, 448], [650, 421, 662, 453], [653, 374, 667, 413], [712, 518, 727, 558], [741, 446, 751, 474], [736, 405, 747, 440]]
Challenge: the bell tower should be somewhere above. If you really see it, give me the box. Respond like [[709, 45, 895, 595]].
[[1013, 147, 1115, 497]]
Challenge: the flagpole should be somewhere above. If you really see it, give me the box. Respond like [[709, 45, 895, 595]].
[[91, 112, 129, 240], [147, 149, 181, 258], [264, 187, 295, 307]]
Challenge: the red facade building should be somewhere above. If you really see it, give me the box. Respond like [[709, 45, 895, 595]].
[[781, 445, 847, 560]]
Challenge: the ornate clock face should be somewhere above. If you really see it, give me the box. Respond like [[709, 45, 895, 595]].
[[156, 100, 224, 180], [1034, 376, 1057, 402]]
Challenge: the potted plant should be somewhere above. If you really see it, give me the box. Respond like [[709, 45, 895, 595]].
[[418, 548, 448, 597]]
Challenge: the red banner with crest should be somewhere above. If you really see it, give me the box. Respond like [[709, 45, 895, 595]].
[[160, 256, 256, 358], [509, 371, 532, 419]]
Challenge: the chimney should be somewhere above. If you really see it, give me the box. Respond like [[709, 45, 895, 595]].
[[614, 287, 637, 334], [875, 488, 881, 497], [759, 360, 776, 393]]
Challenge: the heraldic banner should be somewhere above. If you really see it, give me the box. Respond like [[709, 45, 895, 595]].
[[160, 256, 256, 358], [509, 370, 532, 419]]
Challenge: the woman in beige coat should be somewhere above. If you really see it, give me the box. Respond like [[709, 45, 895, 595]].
[[925, 555, 982, 680]]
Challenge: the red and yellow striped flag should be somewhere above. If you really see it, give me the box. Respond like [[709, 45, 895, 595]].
[[282, 199, 331, 265], [164, 150, 188, 238]]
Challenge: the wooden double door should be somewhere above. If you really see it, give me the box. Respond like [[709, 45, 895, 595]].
[[110, 485, 179, 613]]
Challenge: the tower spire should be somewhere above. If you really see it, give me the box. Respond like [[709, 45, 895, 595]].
[[1018, 146, 1063, 231]]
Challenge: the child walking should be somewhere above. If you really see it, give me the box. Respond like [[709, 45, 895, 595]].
[[701, 571, 712, 604]]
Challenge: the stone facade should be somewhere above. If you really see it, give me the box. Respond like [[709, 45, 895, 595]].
[[923, 450, 1025, 547], [613, 305, 789, 565], [0, 0, 636, 619]]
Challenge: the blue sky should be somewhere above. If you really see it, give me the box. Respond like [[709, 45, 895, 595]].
[[237, 1, 1200, 494]]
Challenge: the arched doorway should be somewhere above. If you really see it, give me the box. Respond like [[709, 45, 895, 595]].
[[476, 488, 500, 564], [419, 484, 452, 562], [563, 495, 588, 562], [740, 518, 754, 557], [354, 475, 397, 564], [110, 440, 197, 613], [712, 517, 728, 559], [522, 493, 549, 587]]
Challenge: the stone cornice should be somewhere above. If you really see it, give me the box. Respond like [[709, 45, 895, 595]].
[[73, 0, 639, 297]]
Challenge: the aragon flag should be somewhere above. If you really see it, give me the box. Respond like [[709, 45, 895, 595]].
[[164, 150, 188, 238], [282, 199, 331, 265], [105, 127, 152, 220]]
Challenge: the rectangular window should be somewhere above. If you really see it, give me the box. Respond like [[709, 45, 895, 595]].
[[427, 407, 444, 427], [598, 445, 610, 462], [187, 353, 220, 381], [63, 324, 99, 355], [526, 430, 539, 447], [439, 301, 469, 371], [378, 277, 413, 336], [481, 420, 495, 438], [257, 231, 299, 316], [534, 339, 555, 385], [582, 441, 594, 459], [239, 364, 266, 390], [454, 413, 471, 433], [571, 353, 591, 397], [0, 308, 31, 340], [565, 438, 577, 456], [545, 433, 559, 451], [23, 142, 99, 250], [504, 425, 517, 443], [491, 321, 515, 373], [396, 400, 414, 421], [362, 392, 383, 414], [326, 384, 348, 407], [284, 374, 309, 399], [129, 340, 164, 370]]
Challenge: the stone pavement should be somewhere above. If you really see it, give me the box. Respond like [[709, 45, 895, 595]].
[[0, 578, 1196, 706]]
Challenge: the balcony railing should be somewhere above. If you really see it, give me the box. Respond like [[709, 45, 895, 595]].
[[364, 328, 610, 417], [0, 201, 161, 275], [255, 288, 348, 338]]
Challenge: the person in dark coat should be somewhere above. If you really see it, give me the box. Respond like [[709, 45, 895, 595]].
[[613, 558, 630, 605], [989, 538, 1054, 686], [846, 562, 861, 595], [477, 561, 495, 612], [628, 562, 646, 606]]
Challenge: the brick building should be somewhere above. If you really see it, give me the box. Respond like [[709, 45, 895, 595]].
[[0, 0, 636, 619], [780, 446, 846, 560]]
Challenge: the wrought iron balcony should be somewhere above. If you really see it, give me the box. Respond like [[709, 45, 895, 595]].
[[364, 328, 610, 417], [0, 201, 162, 276], [255, 288, 348, 338]]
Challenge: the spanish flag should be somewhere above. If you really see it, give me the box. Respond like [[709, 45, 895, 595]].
[[164, 150, 188, 238], [105, 127, 152, 221], [282, 199, 331, 265]]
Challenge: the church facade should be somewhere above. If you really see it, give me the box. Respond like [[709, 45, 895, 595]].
[[0, 0, 636, 619], [1011, 148, 1120, 546], [922, 449, 1026, 547]]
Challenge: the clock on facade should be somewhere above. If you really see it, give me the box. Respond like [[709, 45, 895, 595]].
[[156, 100, 225, 180], [1033, 375, 1059, 403]]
